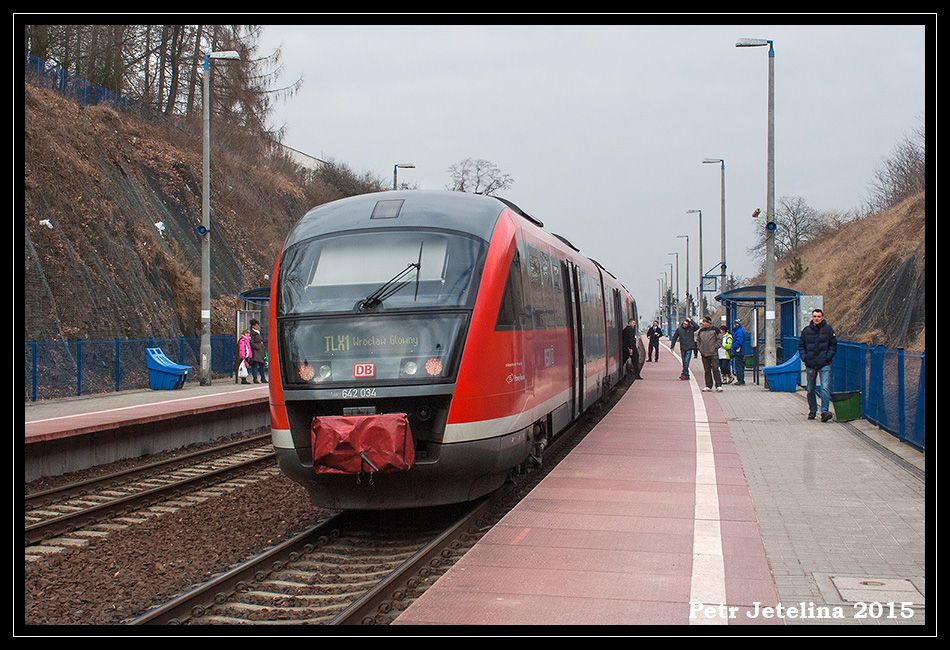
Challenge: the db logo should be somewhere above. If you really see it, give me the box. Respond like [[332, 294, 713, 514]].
[[354, 363, 375, 378]]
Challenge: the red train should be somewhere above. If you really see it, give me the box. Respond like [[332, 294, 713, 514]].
[[268, 190, 640, 509]]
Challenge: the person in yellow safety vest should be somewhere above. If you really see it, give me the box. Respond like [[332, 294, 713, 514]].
[[718, 325, 734, 384]]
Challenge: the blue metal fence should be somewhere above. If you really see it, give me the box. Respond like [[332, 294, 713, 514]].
[[746, 337, 924, 450], [26, 336, 237, 402], [786, 338, 926, 451], [25, 53, 131, 109]]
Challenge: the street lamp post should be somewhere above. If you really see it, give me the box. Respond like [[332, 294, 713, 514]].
[[737, 37, 776, 367], [393, 163, 415, 190], [657, 278, 662, 332], [663, 271, 671, 337], [665, 262, 674, 325], [703, 157, 726, 313], [676, 234, 689, 317], [200, 49, 240, 386], [686, 209, 703, 318], [668, 252, 679, 322]]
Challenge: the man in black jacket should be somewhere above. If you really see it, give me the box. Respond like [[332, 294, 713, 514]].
[[645, 320, 662, 362], [797, 308, 837, 422], [248, 319, 268, 384], [669, 318, 699, 381], [622, 319, 643, 379]]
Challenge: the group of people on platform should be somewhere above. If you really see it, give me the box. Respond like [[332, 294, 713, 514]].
[[624, 308, 837, 422], [667, 316, 746, 392]]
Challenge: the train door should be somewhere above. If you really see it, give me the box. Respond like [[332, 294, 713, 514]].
[[613, 288, 623, 378], [564, 260, 583, 419]]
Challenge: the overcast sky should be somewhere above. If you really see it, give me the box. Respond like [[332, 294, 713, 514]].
[[257, 21, 928, 322]]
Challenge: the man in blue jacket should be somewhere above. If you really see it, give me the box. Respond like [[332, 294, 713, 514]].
[[798, 308, 837, 422], [731, 319, 746, 385]]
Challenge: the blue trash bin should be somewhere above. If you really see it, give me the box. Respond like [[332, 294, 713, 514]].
[[146, 348, 191, 390], [763, 351, 800, 392]]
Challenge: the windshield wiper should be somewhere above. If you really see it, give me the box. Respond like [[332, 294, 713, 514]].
[[413, 241, 424, 301], [359, 258, 420, 311], [358, 242, 425, 311]]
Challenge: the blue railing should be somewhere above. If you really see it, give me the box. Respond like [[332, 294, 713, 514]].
[[25, 53, 131, 109], [780, 338, 925, 451], [25, 336, 238, 402]]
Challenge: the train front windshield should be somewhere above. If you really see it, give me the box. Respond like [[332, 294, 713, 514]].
[[277, 229, 487, 386], [279, 230, 486, 314]]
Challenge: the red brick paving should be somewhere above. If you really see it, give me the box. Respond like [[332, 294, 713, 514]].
[[395, 344, 780, 626]]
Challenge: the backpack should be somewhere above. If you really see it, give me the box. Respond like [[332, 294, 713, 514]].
[[719, 333, 733, 360]]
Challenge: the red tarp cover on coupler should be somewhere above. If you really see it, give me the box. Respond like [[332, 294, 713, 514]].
[[311, 413, 415, 475]]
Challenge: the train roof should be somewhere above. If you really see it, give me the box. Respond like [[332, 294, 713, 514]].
[[286, 190, 522, 248]]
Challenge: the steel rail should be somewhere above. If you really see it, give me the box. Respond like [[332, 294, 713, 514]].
[[25, 451, 276, 546], [329, 497, 492, 625], [25, 432, 272, 509], [129, 512, 348, 625]]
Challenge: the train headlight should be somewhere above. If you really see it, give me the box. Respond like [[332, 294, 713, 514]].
[[401, 360, 419, 376], [297, 362, 315, 382], [425, 358, 443, 376], [318, 364, 332, 380]]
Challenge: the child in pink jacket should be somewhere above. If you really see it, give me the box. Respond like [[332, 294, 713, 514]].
[[238, 330, 253, 384]]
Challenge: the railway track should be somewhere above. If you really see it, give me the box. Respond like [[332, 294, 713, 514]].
[[130, 500, 491, 625], [25, 433, 275, 548], [130, 375, 634, 626]]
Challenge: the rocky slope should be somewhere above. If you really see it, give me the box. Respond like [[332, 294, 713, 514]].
[[24, 80, 378, 342]]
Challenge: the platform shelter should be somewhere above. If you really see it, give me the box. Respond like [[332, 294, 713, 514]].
[[715, 285, 815, 367]]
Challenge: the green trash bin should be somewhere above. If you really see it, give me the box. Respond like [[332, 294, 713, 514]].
[[831, 391, 861, 422]]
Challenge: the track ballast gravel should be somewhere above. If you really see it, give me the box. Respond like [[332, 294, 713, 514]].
[[25, 470, 336, 625]]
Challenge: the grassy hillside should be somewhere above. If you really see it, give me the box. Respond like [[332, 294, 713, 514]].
[[761, 192, 925, 350]]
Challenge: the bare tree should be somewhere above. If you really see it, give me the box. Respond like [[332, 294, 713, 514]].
[[24, 23, 301, 147], [865, 123, 925, 214], [446, 158, 513, 195], [184, 25, 204, 116], [749, 195, 823, 261]]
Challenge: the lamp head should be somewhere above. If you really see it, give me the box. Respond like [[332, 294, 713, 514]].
[[736, 38, 769, 47], [209, 50, 240, 60]]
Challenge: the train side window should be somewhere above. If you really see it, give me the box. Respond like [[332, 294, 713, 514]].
[[525, 245, 545, 329], [538, 250, 555, 329], [495, 249, 525, 331], [527, 249, 542, 287]]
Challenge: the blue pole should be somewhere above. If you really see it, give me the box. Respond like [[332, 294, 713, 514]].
[[31, 340, 37, 402], [915, 354, 926, 449], [76, 339, 83, 396], [897, 348, 906, 443], [860, 344, 868, 417], [115, 338, 121, 392]]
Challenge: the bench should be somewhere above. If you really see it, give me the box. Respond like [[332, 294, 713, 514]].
[[146, 348, 192, 390], [763, 351, 801, 392]]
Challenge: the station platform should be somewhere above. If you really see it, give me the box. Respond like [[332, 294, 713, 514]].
[[394, 340, 927, 627], [24, 381, 269, 481]]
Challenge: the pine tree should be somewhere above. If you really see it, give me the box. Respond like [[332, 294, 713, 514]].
[[783, 256, 808, 284]]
